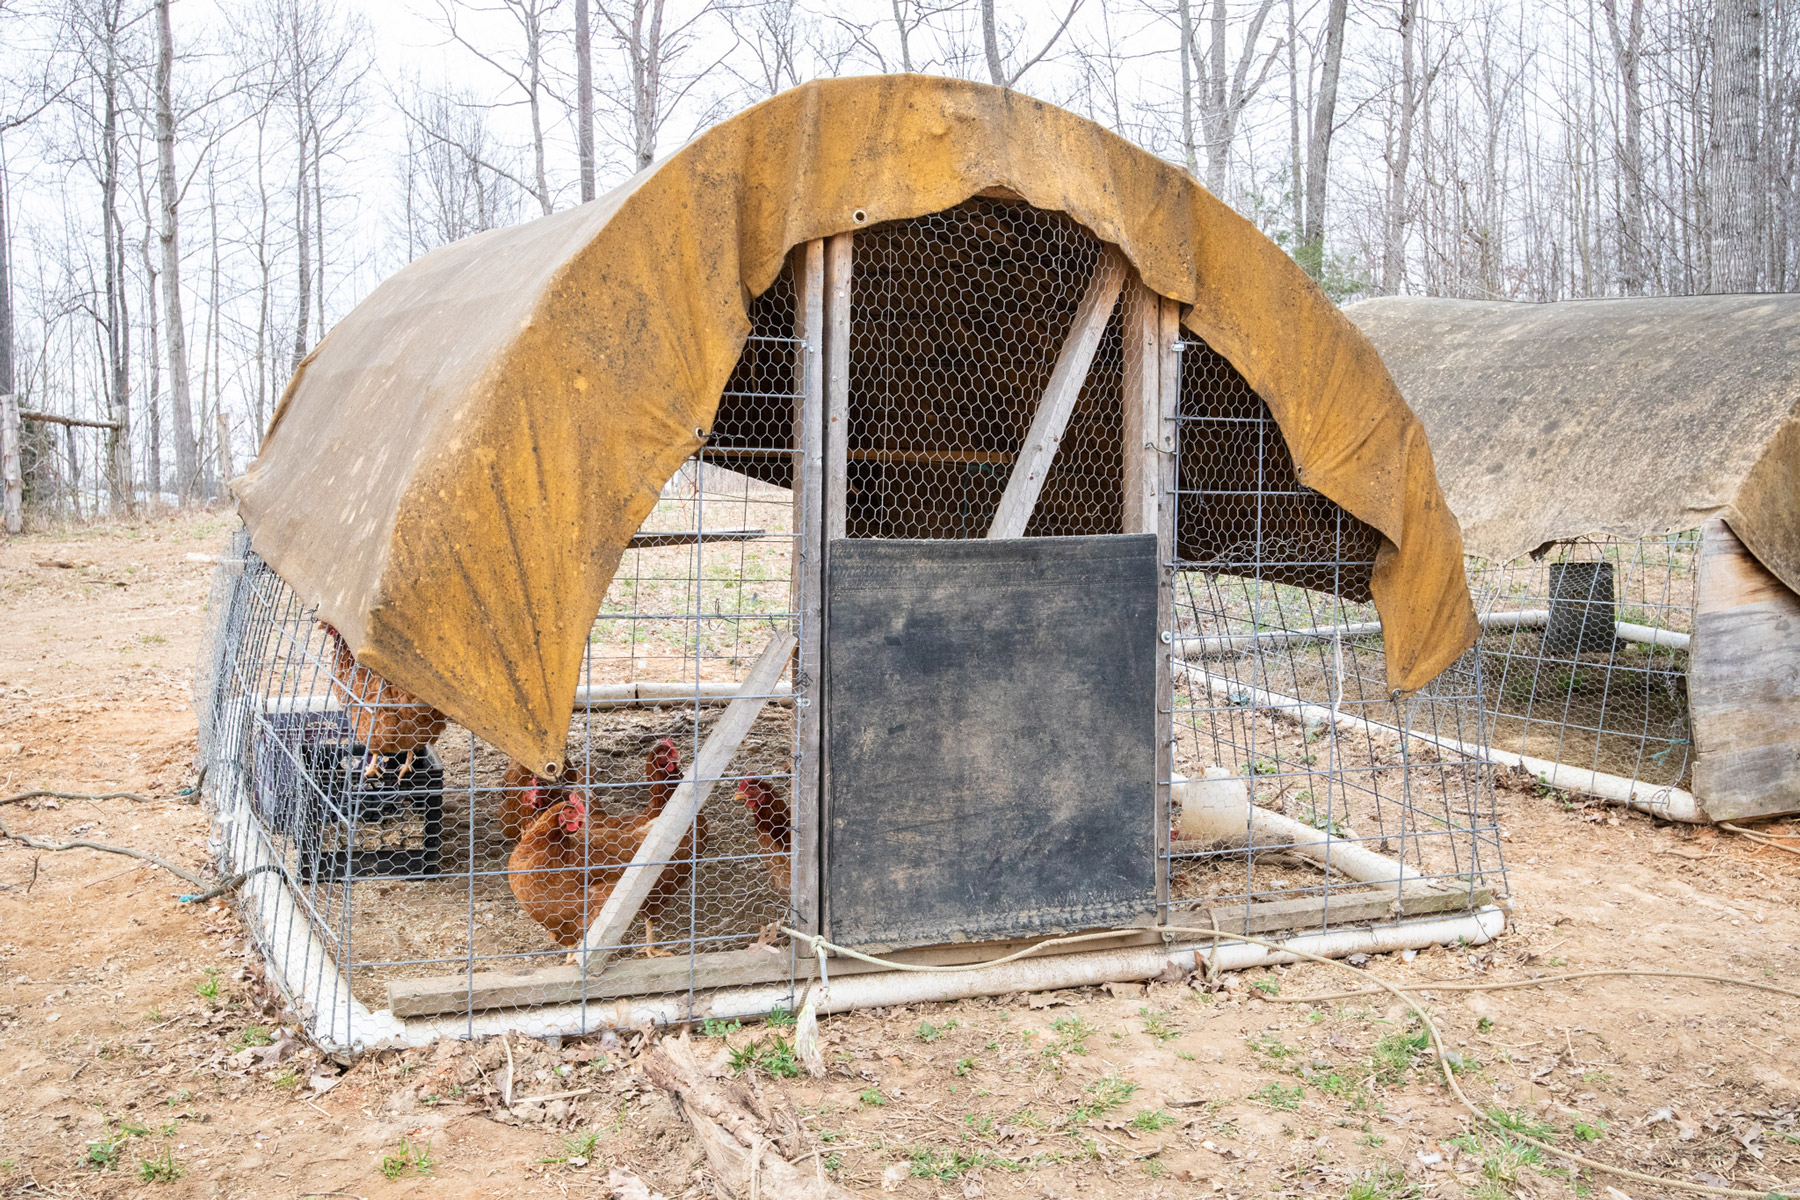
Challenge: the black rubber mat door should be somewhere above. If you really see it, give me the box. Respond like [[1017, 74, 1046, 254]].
[[824, 535, 1157, 949]]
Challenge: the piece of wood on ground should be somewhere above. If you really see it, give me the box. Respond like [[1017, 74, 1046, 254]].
[[987, 247, 1127, 539], [575, 632, 797, 970], [643, 1034, 857, 1200], [1690, 518, 1800, 821]]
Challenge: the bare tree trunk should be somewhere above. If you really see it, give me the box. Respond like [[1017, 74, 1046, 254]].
[[893, 0, 916, 71], [1709, 0, 1762, 291], [138, 201, 162, 501], [100, 4, 133, 515], [576, 0, 595, 202], [292, 117, 311, 373], [981, 0, 1005, 85], [155, 0, 197, 501], [1301, 0, 1347, 276], [0, 139, 13, 406], [1382, 0, 1420, 292], [1601, 0, 1646, 294], [1178, 0, 1197, 174], [1286, 0, 1301, 238]]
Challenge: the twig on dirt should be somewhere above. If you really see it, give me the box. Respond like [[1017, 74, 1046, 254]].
[[1257, 967, 1800, 1005], [176, 863, 284, 904], [81, 860, 154, 888], [1720, 822, 1800, 858], [512, 1087, 596, 1105], [500, 1033, 516, 1109], [1, 786, 179, 808], [0, 812, 212, 889]]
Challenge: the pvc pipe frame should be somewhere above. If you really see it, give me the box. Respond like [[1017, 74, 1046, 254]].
[[1177, 662, 1703, 823], [1174, 608, 1690, 656]]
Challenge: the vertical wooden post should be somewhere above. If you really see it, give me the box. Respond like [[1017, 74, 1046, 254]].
[[791, 242, 826, 933], [1152, 297, 1183, 914], [819, 232, 852, 934], [1, 394, 21, 535], [824, 234, 852, 541]]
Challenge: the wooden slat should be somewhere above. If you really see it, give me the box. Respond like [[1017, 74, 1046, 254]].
[[987, 248, 1127, 539], [792, 239, 826, 934], [824, 234, 852, 542], [1690, 518, 1800, 821], [388, 882, 1491, 1018], [820, 231, 851, 936], [576, 633, 798, 967], [626, 527, 764, 549], [1120, 283, 1160, 537], [1152, 295, 1182, 913]]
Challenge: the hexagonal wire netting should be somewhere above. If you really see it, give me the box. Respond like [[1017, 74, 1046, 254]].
[[201, 196, 1500, 1048]]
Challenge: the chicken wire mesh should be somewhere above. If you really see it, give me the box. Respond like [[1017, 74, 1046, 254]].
[[1165, 338, 1503, 929], [1466, 535, 1695, 795], [200, 274, 810, 1047], [199, 200, 1502, 1045]]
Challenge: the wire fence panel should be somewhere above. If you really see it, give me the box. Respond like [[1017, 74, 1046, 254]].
[[1467, 535, 1696, 792], [1166, 338, 1503, 931]]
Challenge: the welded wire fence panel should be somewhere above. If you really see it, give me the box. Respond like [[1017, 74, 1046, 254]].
[[1165, 338, 1502, 929], [1467, 536, 1695, 791]]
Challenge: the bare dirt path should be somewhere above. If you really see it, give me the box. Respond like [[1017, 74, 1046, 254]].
[[1, 513, 1796, 1200]]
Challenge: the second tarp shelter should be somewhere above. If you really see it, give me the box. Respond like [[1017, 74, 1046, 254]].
[[1348, 293, 1800, 823]]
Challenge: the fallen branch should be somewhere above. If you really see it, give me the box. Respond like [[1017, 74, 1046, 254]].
[[642, 1035, 857, 1200], [1720, 822, 1800, 858], [0, 816, 212, 889]]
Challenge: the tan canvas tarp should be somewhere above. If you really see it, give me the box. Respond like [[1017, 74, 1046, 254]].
[[1347, 294, 1800, 592], [235, 75, 1476, 773]]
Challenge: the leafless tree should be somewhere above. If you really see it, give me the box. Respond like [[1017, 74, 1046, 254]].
[[1708, 0, 1762, 290]]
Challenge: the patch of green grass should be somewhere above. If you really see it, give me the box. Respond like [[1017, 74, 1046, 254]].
[[954, 1057, 975, 1077], [539, 1129, 601, 1164], [193, 969, 220, 1001], [1248, 1032, 1296, 1060], [1572, 1120, 1605, 1142], [1355, 1132, 1386, 1147], [700, 1018, 742, 1038], [1039, 1016, 1097, 1074], [270, 1067, 300, 1091], [235, 1024, 273, 1049], [1343, 1164, 1414, 1200], [136, 1145, 183, 1184], [1138, 1007, 1182, 1043], [822, 1152, 842, 1170], [379, 1138, 434, 1180], [1485, 1108, 1557, 1139], [85, 1133, 126, 1170], [727, 1035, 800, 1079], [1476, 1017, 1494, 1034], [1302, 806, 1346, 837], [858, 1087, 885, 1107], [1252, 1082, 1304, 1112], [1069, 1075, 1138, 1123], [766, 1005, 796, 1028], [1250, 976, 1281, 995], [915, 1019, 956, 1043], [143, 1008, 162, 1024], [907, 1147, 1027, 1180], [1369, 1027, 1429, 1084], [1129, 1108, 1175, 1133]]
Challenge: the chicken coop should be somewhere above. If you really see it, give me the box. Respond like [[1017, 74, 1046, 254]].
[[1349, 293, 1800, 825], [199, 76, 1505, 1052]]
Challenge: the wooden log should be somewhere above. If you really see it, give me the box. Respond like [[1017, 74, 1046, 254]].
[[823, 233, 851, 542], [987, 247, 1127, 539], [791, 239, 825, 934], [1690, 518, 1800, 821], [643, 1036, 858, 1200], [575, 633, 797, 968], [1, 394, 21, 535]]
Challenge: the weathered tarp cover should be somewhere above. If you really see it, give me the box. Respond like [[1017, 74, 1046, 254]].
[[235, 75, 1476, 773], [1347, 294, 1800, 592]]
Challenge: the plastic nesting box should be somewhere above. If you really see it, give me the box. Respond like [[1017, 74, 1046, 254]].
[[253, 709, 444, 882]]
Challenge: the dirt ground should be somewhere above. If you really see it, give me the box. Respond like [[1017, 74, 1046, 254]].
[[2, 510, 1797, 1200]]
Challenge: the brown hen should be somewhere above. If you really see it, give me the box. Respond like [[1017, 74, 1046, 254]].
[[318, 623, 447, 780]]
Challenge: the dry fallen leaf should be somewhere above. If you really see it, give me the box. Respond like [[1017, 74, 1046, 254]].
[[608, 1166, 668, 1200], [881, 1162, 910, 1191]]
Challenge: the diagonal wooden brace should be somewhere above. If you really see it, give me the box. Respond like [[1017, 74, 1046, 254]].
[[575, 631, 799, 971], [987, 247, 1128, 539]]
